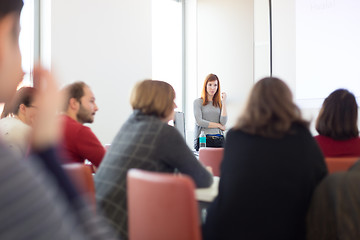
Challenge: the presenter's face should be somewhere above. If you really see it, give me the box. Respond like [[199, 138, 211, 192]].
[[206, 80, 218, 97]]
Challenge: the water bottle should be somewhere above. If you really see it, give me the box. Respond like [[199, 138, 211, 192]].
[[199, 131, 206, 148]]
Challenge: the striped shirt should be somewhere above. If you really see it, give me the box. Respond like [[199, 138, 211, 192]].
[[0, 143, 118, 240]]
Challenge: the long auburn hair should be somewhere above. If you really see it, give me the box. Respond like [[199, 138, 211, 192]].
[[235, 77, 308, 138], [316, 89, 359, 140], [201, 73, 222, 108]]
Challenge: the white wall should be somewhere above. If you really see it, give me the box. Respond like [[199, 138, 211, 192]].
[[195, 0, 254, 129], [49, 0, 332, 146], [271, 0, 322, 134], [184, 0, 198, 145], [182, 0, 254, 148], [51, 0, 152, 144], [254, 0, 270, 81], [272, 0, 296, 92]]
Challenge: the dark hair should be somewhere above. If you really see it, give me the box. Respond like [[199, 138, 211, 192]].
[[235, 77, 308, 138], [0, 0, 23, 19], [201, 73, 222, 108], [1, 87, 37, 118], [61, 81, 87, 111], [316, 89, 358, 140]]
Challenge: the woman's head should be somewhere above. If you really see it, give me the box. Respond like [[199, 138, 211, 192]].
[[236, 77, 308, 138], [201, 74, 221, 108], [130, 80, 176, 121], [0, 0, 24, 103], [316, 89, 358, 140], [1, 87, 38, 125]]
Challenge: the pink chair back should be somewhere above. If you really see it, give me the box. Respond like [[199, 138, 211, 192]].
[[127, 169, 201, 240], [198, 148, 224, 177], [62, 163, 96, 208], [325, 157, 360, 174]]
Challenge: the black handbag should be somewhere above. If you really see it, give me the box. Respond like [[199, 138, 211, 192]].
[[194, 134, 225, 151]]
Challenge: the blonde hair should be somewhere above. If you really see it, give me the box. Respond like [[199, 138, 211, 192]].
[[130, 80, 175, 119], [235, 77, 308, 138]]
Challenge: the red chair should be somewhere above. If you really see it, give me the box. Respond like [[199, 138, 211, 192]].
[[325, 157, 360, 174], [62, 163, 96, 208], [127, 169, 201, 240], [198, 148, 224, 177]]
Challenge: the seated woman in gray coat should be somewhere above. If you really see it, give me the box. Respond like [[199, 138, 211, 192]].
[[95, 79, 213, 240]]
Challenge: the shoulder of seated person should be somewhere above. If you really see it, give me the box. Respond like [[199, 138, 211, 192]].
[[162, 123, 181, 136]]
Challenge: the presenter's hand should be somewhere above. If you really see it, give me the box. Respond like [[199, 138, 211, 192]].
[[31, 65, 62, 150], [221, 92, 227, 102], [218, 123, 226, 131]]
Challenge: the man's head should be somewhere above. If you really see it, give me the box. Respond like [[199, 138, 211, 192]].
[[0, 0, 24, 103], [62, 81, 98, 124]]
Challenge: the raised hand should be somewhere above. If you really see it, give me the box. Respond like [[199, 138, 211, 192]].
[[31, 65, 62, 150], [218, 123, 226, 131], [221, 92, 227, 102]]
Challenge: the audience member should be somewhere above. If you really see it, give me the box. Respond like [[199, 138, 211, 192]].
[[0, 87, 37, 157], [315, 89, 360, 157], [0, 1, 117, 239], [203, 77, 328, 240], [193, 73, 227, 151], [307, 161, 360, 240], [60, 81, 105, 168], [95, 79, 213, 240]]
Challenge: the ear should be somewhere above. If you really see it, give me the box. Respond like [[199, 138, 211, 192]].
[[69, 98, 80, 111], [18, 103, 26, 115]]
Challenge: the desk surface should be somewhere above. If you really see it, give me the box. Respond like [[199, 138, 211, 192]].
[[195, 176, 219, 202]]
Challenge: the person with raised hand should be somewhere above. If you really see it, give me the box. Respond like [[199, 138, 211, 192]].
[[0, 1, 117, 239]]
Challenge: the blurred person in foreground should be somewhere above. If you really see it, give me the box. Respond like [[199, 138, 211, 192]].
[[203, 77, 328, 240], [307, 161, 360, 240], [0, 0, 117, 239]]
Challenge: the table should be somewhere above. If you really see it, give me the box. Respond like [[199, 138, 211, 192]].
[[195, 176, 219, 223]]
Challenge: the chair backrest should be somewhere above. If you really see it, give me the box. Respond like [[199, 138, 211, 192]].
[[325, 157, 360, 174], [127, 169, 201, 240], [198, 148, 224, 177], [62, 163, 96, 208]]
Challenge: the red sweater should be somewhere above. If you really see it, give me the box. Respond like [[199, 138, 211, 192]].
[[60, 115, 105, 167], [314, 135, 360, 157]]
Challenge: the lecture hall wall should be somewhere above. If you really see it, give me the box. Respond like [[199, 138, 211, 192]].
[[50, 0, 324, 145], [51, 0, 152, 144]]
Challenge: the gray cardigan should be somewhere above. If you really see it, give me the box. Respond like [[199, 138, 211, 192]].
[[193, 98, 227, 139], [95, 110, 213, 240]]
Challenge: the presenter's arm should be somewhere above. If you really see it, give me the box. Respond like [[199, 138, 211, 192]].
[[220, 92, 228, 126], [194, 98, 225, 130]]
